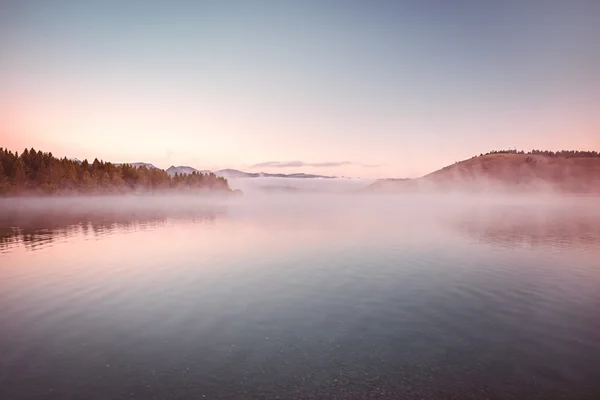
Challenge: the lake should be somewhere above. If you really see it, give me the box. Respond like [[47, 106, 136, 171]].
[[1, 194, 599, 399]]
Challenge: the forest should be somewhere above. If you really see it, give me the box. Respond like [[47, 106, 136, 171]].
[[0, 147, 232, 195], [482, 149, 600, 157]]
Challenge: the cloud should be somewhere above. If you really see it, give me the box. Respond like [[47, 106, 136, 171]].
[[251, 161, 381, 169]]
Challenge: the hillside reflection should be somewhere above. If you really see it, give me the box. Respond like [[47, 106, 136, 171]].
[[449, 206, 600, 251], [3, 196, 600, 253], [0, 206, 224, 252]]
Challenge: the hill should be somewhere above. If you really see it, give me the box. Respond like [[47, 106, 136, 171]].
[[214, 169, 258, 178], [366, 178, 415, 192], [166, 166, 211, 176], [115, 162, 157, 169], [214, 169, 334, 179], [366, 151, 600, 193]]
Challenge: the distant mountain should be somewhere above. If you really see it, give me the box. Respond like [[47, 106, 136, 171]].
[[363, 178, 414, 192], [364, 152, 600, 193], [214, 169, 335, 179], [98, 165, 335, 179], [131, 162, 157, 169], [214, 169, 257, 178], [166, 166, 211, 176], [285, 173, 334, 179], [115, 162, 158, 169]]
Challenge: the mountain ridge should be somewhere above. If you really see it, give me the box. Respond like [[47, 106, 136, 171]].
[[166, 165, 211, 176], [214, 169, 335, 179], [114, 162, 158, 169], [366, 151, 600, 193], [106, 164, 335, 179]]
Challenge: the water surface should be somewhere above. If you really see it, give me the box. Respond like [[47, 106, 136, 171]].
[[1, 195, 600, 399]]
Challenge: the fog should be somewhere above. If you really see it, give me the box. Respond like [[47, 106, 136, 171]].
[[2, 188, 599, 250], [1, 185, 597, 219], [226, 177, 374, 194]]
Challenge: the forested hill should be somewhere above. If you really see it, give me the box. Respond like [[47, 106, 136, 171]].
[[366, 150, 600, 193], [0, 147, 232, 195]]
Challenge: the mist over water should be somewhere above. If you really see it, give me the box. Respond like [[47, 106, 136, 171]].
[[1, 193, 600, 399], [226, 176, 374, 194]]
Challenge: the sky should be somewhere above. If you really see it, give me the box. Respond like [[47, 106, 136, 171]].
[[1, 0, 599, 178]]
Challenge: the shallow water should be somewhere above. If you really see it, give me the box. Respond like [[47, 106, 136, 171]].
[[1, 195, 600, 399]]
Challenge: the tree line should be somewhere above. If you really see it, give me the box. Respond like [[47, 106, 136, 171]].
[[482, 149, 600, 157], [0, 147, 232, 195]]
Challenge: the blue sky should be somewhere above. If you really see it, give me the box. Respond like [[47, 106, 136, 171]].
[[1, 0, 599, 177]]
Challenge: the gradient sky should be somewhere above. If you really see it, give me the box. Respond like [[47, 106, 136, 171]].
[[1, 1, 599, 178]]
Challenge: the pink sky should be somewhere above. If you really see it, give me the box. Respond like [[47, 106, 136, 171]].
[[2, 94, 598, 179], [1, 1, 599, 179]]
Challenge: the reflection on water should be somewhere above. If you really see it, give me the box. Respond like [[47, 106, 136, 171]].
[[4, 196, 600, 253], [0, 196, 226, 252], [1, 195, 600, 399], [449, 204, 600, 251], [0, 213, 219, 252]]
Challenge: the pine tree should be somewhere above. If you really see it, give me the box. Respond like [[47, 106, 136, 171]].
[[81, 170, 93, 191], [12, 158, 26, 190], [0, 146, 232, 196], [49, 160, 62, 186], [36, 161, 50, 185], [110, 168, 125, 189], [99, 171, 110, 188], [0, 161, 7, 193], [65, 163, 78, 188]]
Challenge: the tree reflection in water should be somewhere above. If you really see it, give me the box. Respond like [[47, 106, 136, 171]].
[[0, 205, 222, 252]]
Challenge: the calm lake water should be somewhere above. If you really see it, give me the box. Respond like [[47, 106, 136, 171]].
[[1, 195, 600, 399]]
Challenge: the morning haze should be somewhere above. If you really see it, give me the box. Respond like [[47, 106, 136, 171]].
[[1, 1, 600, 399]]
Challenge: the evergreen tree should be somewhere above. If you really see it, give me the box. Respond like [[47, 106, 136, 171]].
[[81, 170, 94, 192], [64, 163, 78, 189], [0, 146, 234, 195], [12, 158, 27, 190], [99, 171, 110, 188], [110, 168, 125, 189], [36, 161, 50, 185], [0, 161, 7, 193]]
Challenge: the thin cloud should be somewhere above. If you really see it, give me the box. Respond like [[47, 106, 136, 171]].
[[251, 161, 381, 168]]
